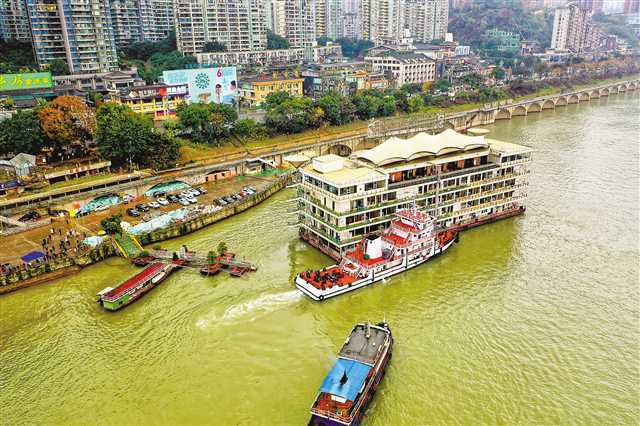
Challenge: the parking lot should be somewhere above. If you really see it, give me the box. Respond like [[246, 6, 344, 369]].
[[0, 175, 277, 266]]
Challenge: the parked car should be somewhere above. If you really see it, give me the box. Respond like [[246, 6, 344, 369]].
[[148, 201, 161, 209], [18, 210, 41, 222], [243, 186, 256, 192], [179, 191, 191, 198], [197, 187, 207, 194], [127, 208, 140, 217], [136, 204, 149, 212], [123, 194, 135, 203], [185, 196, 197, 204], [178, 198, 190, 206], [47, 208, 69, 217], [232, 194, 242, 201], [168, 194, 180, 203], [216, 198, 227, 206], [187, 189, 200, 197], [224, 196, 235, 204], [156, 197, 169, 206]]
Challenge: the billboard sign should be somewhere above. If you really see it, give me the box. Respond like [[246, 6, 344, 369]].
[[0, 72, 54, 92], [163, 67, 237, 104]]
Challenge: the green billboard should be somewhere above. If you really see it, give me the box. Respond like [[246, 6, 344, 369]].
[[0, 72, 54, 92]]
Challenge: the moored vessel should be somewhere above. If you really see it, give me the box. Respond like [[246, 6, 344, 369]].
[[309, 321, 393, 426], [296, 205, 457, 301], [97, 262, 175, 311]]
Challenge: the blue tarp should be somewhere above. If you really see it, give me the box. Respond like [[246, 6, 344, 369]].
[[127, 208, 189, 235], [319, 358, 372, 401], [21, 251, 45, 262], [144, 181, 190, 197]]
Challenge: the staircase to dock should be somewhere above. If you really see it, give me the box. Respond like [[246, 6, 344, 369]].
[[113, 234, 143, 258]]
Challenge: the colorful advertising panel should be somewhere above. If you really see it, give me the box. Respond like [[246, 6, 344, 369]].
[[163, 67, 237, 104], [0, 72, 54, 92]]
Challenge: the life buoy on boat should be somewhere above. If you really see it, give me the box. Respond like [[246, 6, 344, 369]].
[[319, 295, 324, 301]]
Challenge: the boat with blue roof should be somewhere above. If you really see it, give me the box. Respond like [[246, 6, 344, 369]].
[[309, 321, 393, 426]]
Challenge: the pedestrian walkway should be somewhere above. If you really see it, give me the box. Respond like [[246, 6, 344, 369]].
[[114, 234, 143, 258]]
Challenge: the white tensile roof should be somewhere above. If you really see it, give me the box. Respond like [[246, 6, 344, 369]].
[[354, 129, 488, 166]]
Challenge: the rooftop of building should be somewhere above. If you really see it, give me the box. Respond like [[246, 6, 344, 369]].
[[302, 130, 532, 186], [366, 52, 435, 64], [303, 156, 386, 186], [354, 129, 488, 166], [243, 73, 305, 83]]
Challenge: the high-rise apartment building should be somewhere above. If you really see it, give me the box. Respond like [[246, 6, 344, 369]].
[[550, 1, 591, 52], [25, 0, 118, 73], [324, 0, 344, 39], [175, 0, 266, 56], [265, 0, 286, 36], [315, 0, 325, 38], [624, 0, 639, 14], [0, 0, 32, 42], [343, 0, 366, 39], [284, 0, 316, 48], [402, 0, 449, 43]]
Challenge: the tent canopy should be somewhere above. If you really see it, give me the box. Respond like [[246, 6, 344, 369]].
[[21, 251, 45, 262]]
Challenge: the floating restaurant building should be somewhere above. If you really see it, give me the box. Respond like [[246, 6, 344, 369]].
[[297, 129, 532, 259]]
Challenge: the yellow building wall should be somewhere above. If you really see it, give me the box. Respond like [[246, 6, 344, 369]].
[[251, 78, 304, 105]]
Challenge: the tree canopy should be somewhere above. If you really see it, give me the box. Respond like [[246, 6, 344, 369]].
[[176, 103, 238, 145], [95, 103, 179, 170], [267, 30, 290, 50], [0, 110, 44, 155], [38, 96, 96, 151]]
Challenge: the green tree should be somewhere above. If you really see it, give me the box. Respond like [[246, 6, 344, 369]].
[[263, 91, 292, 110], [267, 30, 290, 49], [49, 58, 69, 76], [316, 92, 355, 126], [234, 118, 267, 140], [217, 241, 228, 256], [147, 132, 180, 170], [432, 79, 451, 93], [265, 97, 320, 134], [100, 214, 123, 235], [95, 103, 154, 169], [176, 103, 238, 145], [0, 110, 44, 155], [407, 95, 424, 113], [492, 67, 506, 80], [353, 94, 383, 120], [203, 41, 227, 52], [316, 36, 331, 46]]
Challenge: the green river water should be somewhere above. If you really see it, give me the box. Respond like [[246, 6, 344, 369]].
[[1, 92, 639, 425]]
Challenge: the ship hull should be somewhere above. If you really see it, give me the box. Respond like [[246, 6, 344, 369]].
[[296, 237, 456, 301], [101, 264, 173, 311], [309, 325, 393, 426]]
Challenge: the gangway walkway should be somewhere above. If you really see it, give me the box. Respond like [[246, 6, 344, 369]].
[[114, 234, 143, 258]]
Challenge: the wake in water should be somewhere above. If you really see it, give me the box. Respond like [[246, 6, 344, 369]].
[[195, 290, 302, 329]]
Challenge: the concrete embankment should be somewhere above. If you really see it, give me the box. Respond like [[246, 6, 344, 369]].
[[0, 175, 291, 295]]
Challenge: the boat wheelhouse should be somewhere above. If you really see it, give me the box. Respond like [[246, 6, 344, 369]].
[[309, 322, 393, 426]]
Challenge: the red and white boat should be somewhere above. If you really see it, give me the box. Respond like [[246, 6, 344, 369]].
[[296, 206, 458, 301]]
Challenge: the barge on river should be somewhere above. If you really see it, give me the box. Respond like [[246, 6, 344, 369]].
[[309, 321, 393, 426], [97, 262, 175, 311], [296, 205, 457, 301]]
